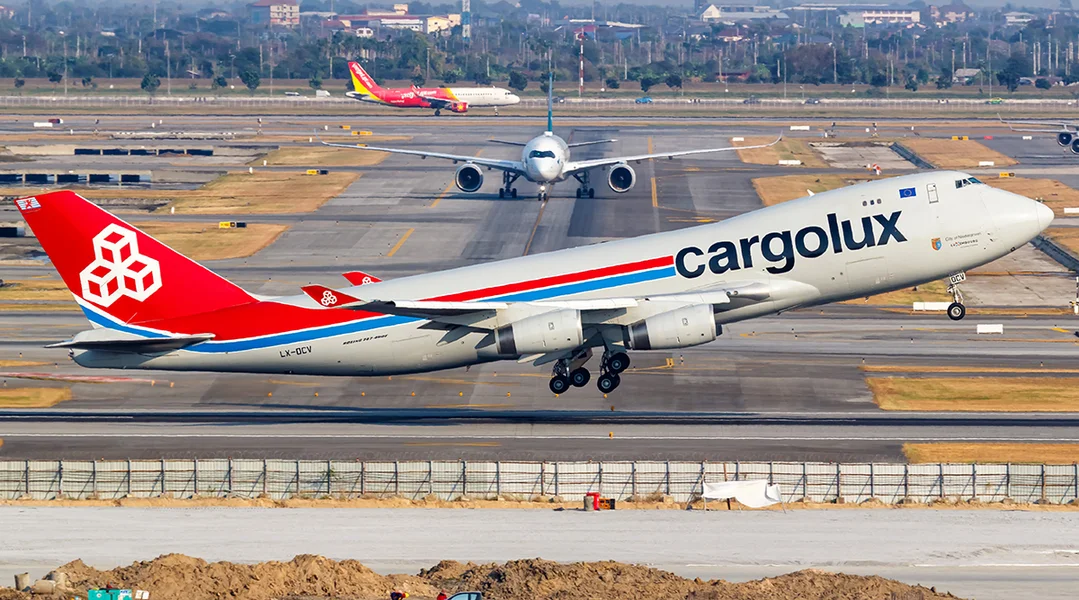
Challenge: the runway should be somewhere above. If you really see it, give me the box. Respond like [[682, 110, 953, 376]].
[[2, 114, 1079, 462]]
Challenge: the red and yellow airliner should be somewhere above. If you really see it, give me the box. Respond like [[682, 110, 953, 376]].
[[346, 61, 520, 115]]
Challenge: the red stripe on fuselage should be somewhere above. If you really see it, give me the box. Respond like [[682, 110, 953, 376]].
[[130, 256, 674, 341]]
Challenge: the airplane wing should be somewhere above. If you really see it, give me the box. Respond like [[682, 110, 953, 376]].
[[997, 113, 1075, 133], [319, 139, 524, 173], [561, 135, 781, 174], [567, 139, 618, 148], [488, 139, 528, 147]]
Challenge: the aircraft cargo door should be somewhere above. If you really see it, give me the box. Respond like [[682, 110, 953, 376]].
[[845, 256, 894, 293]]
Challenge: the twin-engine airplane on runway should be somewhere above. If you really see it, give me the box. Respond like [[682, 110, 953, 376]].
[[999, 114, 1079, 153], [325, 75, 777, 201], [346, 61, 520, 115], [16, 172, 1051, 394]]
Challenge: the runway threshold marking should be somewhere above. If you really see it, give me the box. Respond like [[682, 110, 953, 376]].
[[386, 228, 414, 257]]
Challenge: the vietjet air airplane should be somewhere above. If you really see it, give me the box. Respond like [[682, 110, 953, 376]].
[[15, 175, 1051, 394], [346, 61, 520, 115], [327, 74, 776, 201]]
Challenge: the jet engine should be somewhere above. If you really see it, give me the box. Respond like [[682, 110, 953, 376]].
[[607, 163, 636, 193], [624, 304, 719, 350], [1058, 131, 1073, 147], [454, 163, 484, 192], [494, 310, 583, 355], [450, 102, 469, 114], [1071, 139, 1079, 155]]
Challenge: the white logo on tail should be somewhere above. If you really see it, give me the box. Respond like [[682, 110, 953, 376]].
[[320, 290, 338, 306], [79, 224, 162, 307]]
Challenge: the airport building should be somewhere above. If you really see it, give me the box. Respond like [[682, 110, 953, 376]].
[[248, 0, 299, 27]]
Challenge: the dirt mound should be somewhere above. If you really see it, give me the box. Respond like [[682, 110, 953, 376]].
[[3, 555, 962, 600]]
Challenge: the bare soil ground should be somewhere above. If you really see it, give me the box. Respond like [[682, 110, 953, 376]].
[[868, 377, 1079, 411], [133, 221, 288, 261], [733, 136, 829, 168], [0, 554, 964, 600], [1044, 227, 1079, 258], [904, 442, 1079, 464], [899, 138, 1017, 169]]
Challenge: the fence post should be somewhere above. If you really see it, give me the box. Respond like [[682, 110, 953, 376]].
[[126, 459, 132, 497], [429, 460, 434, 497], [263, 460, 268, 497], [1074, 463, 1078, 503], [1041, 464, 1047, 502], [228, 458, 234, 496], [92, 460, 97, 498], [903, 463, 909, 501], [631, 461, 637, 498], [540, 462, 546, 497], [360, 461, 366, 496], [836, 463, 841, 502], [972, 464, 977, 501], [193, 459, 199, 496], [869, 463, 874, 500], [665, 461, 671, 495], [939, 463, 945, 500], [160, 459, 165, 497], [802, 462, 808, 500], [554, 462, 559, 498], [768, 461, 773, 485], [57, 460, 63, 499], [496, 461, 501, 498], [295, 460, 300, 497], [597, 462, 603, 497], [1006, 463, 1011, 499], [326, 459, 333, 497], [24, 459, 29, 497]]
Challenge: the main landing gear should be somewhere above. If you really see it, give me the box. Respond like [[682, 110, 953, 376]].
[[572, 171, 595, 199], [548, 348, 631, 394], [434, 109, 442, 116], [498, 171, 520, 199], [946, 272, 967, 321]]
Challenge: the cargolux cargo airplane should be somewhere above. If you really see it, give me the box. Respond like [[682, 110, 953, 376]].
[[346, 61, 520, 115], [16, 176, 1052, 394]]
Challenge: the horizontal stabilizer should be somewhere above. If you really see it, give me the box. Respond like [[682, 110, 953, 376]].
[[47, 329, 214, 352], [342, 271, 382, 285], [567, 139, 617, 148]]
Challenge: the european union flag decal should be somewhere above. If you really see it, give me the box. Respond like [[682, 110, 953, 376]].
[[898, 187, 917, 198]]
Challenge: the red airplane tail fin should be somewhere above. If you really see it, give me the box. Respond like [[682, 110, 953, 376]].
[[348, 61, 383, 96], [15, 191, 256, 327]]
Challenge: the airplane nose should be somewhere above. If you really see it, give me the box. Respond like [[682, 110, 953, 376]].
[[1036, 200, 1054, 232], [510, 94, 521, 104]]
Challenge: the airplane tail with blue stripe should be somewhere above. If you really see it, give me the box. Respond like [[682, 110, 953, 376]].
[[13, 191, 256, 328]]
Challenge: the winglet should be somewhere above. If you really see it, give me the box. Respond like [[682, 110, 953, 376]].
[[301, 285, 361, 308], [342, 271, 382, 285]]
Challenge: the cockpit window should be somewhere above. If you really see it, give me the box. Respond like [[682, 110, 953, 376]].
[[529, 150, 556, 159], [955, 177, 983, 189]]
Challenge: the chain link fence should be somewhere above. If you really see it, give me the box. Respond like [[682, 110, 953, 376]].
[[1, 460, 1076, 504]]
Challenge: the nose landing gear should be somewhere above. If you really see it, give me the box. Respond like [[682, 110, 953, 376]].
[[946, 272, 967, 321]]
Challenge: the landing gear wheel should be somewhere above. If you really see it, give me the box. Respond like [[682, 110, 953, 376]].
[[510, 188, 517, 198], [597, 373, 620, 393], [499, 188, 505, 198], [570, 367, 590, 388], [588, 188, 595, 198], [549, 375, 571, 394], [947, 302, 966, 321], [576, 188, 582, 198], [434, 109, 441, 116], [608, 352, 630, 374]]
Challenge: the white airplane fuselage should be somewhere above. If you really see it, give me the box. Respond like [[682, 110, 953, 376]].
[[75, 171, 1053, 377], [520, 131, 571, 184]]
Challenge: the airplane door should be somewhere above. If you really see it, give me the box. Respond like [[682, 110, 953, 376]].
[[927, 183, 939, 204]]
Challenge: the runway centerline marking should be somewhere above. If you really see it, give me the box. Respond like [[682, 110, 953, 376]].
[[386, 228, 414, 258], [522, 200, 547, 256], [651, 177, 658, 209]]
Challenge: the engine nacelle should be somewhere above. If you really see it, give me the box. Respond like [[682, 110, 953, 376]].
[[454, 163, 484, 192], [450, 101, 469, 113], [1070, 139, 1079, 155], [607, 163, 636, 193], [494, 310, 583, 355], [624, 304, 719, 350], [1058, 131, 1073, 147]]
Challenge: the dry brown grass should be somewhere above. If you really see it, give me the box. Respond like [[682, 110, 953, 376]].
[[904, 443, 1079, 464], [1045, 227, 1079, 258], [0, 387, 71, 408], [0, 360, 49, 367], [843, 280, 951, 305], [899, 138, 1017, 169], [0, 279, 71, 301], [868, 377, 1079, 411], [253, 145, 388, 167], [751, 174, 858, 206], [160, 171, 359, 214], [989, 177, 1077, 216], [864, 365, 1079, 374], [134, 221, 287, 261], [733, 136, 829, 168]]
